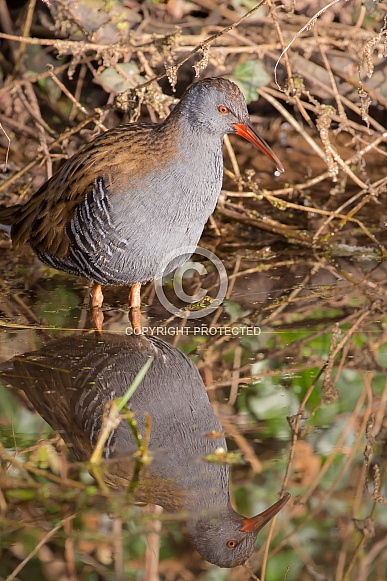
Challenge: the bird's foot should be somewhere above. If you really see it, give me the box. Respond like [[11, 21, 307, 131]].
[[90, 283, 104, 308], [129, 307, 142, 335], [89, 283, 104, 332], [91, 306, 104, 333], [129, 283, 142, 334]]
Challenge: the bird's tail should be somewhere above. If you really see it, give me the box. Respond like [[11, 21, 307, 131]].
[[0, 204, 20, 236]]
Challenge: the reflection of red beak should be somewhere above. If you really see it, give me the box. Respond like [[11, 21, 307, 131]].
[[233, 121, 284, 173], [240, 492, 291, 533]]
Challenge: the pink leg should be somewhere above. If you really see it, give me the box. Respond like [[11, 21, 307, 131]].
[[129, 283, 142, 334], [90, 283, 104, 308], [90, 283, 104, 332]]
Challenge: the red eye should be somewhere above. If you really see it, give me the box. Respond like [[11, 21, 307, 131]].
[[218, 105, 229, 114], [227, 539, 237, 549]]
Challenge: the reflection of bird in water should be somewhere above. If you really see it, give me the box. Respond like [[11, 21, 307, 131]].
[[0, 333, 289, 568], [0, 77, 283, 333]]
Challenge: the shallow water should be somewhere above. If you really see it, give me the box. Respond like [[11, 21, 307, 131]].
[[1, 232, 387, 580]]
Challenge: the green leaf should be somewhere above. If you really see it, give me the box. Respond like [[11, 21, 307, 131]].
[[116, 356, 154, 411], [231, 60, 271, 103], [96, 63, 143, 94]]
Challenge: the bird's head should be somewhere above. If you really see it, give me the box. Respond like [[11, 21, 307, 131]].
[[177, 77, 284, 173], [187, 493, 290, 568]]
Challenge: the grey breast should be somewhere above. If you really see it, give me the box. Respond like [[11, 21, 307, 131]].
[[37, 132, 224, 286], [73, 148, 222, 284]]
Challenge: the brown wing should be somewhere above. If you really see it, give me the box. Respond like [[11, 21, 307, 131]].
[[11, 123, 159, 256]]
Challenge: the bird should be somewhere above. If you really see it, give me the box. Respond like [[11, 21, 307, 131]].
[[0, 77, 284, 332], [0, 332, 290, 568]]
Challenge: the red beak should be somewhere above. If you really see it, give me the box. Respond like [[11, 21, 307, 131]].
[[240, 493, 291, 533], [233, 121, 284, 173]]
